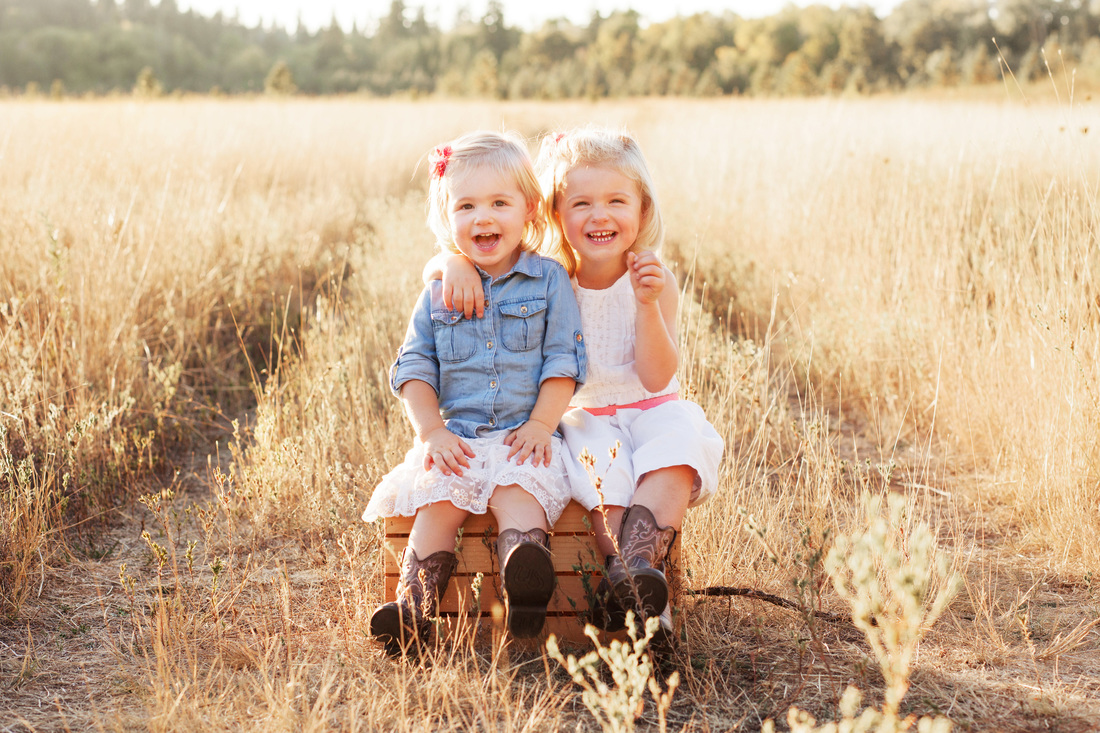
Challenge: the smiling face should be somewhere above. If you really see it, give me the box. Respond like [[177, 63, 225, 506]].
[[555, 164, 643, 279], [447, 164, 536, 279]]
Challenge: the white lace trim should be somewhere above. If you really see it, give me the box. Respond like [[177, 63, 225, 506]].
[[363, 436, 571, 525]]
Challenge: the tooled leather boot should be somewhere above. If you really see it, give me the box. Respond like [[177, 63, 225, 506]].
[[603, 504, 677, 629], [370, 547, 457, 657], [496, 528, 555, 638], [588, 560, 626, 631]]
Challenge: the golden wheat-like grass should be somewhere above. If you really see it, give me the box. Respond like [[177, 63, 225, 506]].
[[1, 95, 1099, 730]]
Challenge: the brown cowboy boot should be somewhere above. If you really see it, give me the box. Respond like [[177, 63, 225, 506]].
[[588, 558, 627, 631], [370, 547, 456, 657], [606, 504, 677, 627], [496, 528, 555, 638]]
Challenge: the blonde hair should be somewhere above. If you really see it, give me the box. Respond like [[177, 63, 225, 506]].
[[426, 131, 546, 255], [535, 126, 664, 276]]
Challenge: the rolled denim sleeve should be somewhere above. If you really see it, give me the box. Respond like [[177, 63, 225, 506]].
[[390, 286, 441, 396], [539, 262, 587, 387]]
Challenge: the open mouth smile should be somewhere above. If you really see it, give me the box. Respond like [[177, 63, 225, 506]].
[[473, 233, 501, 250], [586, 230, 617, 243]]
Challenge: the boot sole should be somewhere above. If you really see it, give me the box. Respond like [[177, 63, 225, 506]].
[[502, 542, 556, 638], [612, 568, 668, 621], [370, 604, 417, 657]]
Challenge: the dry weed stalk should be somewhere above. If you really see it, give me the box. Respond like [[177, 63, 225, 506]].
[[822, 492, 959, 729], [546, 612, 679, 733]]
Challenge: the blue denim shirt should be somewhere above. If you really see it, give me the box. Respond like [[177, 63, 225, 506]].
[[391, 251, 587, 440]]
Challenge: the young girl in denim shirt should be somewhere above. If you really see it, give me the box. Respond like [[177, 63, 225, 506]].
[[427, 127, 723, 650], [363, 131, 586, 656]]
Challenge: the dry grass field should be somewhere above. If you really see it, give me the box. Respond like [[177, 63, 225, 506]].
[[1, 91, 1099, 731]]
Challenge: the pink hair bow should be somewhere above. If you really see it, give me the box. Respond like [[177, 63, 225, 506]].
[[430, 145, 452, 178]]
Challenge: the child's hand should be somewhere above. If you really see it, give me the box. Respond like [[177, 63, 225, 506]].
[[442, 256, 485, 318], [627, 251, 667, 305], [422, 427, 476, 477], [503, 420, 555, 467]]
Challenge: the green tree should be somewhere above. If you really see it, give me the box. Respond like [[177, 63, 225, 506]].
[[836, 8, 891, 87], [264, 60, 296, 94], [711, 45, 750, 93], [777, 50, 819, 95], [224, 45, 269, 91], [314, 15, 347, 76], [961, 42, 998, 84], [470, 48, 499, 97], [133, 65, 161, 96], [925, 43, 959, 85], [592, 10, 639, 84], [479, 0, 517, 60], [378, 0, 408, 43]]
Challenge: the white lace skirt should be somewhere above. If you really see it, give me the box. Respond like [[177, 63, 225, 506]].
[[362, 431, 572, 525]]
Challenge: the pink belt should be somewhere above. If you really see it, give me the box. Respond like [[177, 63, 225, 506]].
[[574, 393, 679, 417]]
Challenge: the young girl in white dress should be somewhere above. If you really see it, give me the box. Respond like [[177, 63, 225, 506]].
[[364, 131, 586, 656], [429, 127, 723, 647]]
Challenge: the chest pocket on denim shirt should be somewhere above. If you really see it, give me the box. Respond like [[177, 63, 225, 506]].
[[431, 309, 476, 363], [500, 298, 547, 352]]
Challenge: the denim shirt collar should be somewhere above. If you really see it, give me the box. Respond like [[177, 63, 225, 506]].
[[476, 249, 544, 282]]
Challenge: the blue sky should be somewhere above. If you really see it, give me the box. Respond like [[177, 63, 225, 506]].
[[179, 1, 902, 32]]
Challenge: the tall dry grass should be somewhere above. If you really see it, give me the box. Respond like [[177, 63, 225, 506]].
[[2, 95, 1099, 730], [652, 96, 1100, 569]]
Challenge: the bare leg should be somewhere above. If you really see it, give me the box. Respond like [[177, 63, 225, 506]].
[[631, 465, 695, 529], [408, 501, 469, 556], [623, 465, 695, 651], [589, 505, 626, 561], [488, 483, 549, 532], [373, 501, 465, 656], [489, 484, 555, 637]]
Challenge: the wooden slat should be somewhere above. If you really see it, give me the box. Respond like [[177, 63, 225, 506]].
[[383, 535, 605, 576], [385, 574, 600, 614], [382, 500, 680, 644], [384, 501, 597, 536], [425, 615, 619, 644], [383, 534, 679, 578]]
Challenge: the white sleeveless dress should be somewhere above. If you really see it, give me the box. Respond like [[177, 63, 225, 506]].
[[560, 273, 724, 511]]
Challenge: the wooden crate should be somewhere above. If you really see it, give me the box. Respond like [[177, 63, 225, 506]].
[[383, 501, 680, 644]]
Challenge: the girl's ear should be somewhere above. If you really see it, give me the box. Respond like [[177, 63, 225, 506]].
[[525, 198, 538, 222]]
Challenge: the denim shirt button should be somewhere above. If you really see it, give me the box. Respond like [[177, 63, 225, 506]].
[[487, 340, 493, 349], [490, 381, 497, 388], [489, 418, 496, 426]]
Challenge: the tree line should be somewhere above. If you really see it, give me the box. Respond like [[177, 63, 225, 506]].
[[1, 0, 1097, 98]]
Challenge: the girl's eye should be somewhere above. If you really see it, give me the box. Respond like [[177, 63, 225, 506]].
[[494, 200, 508, 207]]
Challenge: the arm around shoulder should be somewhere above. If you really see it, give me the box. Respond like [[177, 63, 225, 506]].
[[539, 259, 586, 387], [423, 250, 484, 318]]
